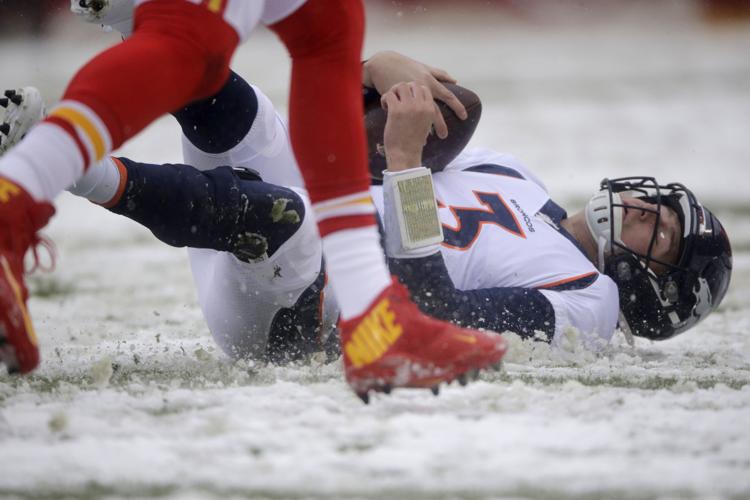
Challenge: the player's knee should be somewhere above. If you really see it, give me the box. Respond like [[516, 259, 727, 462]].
[[272, 0, 364, 59], [134, 0, 238, 97], [173, 72, 258, 154]]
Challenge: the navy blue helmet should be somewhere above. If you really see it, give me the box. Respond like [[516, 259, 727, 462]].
[[587, 177, 732, 340]]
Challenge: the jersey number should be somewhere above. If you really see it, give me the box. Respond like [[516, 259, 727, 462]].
[[440, 191, 525, 250]]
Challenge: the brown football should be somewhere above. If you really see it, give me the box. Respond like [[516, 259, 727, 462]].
[[365, 83, 482, 181]]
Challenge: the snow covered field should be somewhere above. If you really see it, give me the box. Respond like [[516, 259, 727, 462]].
[[1, 3, 749, 499]]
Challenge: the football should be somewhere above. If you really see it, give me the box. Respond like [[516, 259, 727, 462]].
[[365, 82, 482, 181]]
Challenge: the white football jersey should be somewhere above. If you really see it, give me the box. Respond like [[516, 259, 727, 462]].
[[372, 148, 620, 348]]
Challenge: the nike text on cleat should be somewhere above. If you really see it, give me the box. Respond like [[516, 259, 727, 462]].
[[340, 280, 507, 401], [0, 177, 55, 374]]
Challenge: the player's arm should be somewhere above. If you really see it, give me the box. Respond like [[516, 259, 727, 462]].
[[389, 255, 556, 340], [375, 82, 552, 338]]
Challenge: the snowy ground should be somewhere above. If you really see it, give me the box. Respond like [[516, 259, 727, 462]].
[[1, 3, 750, 499]]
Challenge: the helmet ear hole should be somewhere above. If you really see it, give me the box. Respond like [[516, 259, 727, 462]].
[[616, 261, 632, 281], [663, 280, 679, 303]]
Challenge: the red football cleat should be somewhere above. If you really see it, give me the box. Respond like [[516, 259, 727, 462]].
[[340, 280, 507, 402], [0, 177, 54, 374]]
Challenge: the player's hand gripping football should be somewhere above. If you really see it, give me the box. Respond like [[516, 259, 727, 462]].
[[380, 82, 434, 172], [363, 51, 467, 139]]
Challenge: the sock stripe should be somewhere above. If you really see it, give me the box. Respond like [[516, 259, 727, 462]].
[[318, 213, 377, 237], [48, 107, 106, 162], [44, 116, 90, 167], [59, 100, 113, 151], [313, 192, 376, 222], [99, 157, 129, 209]]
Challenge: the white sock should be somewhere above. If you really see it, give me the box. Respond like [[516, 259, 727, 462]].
[[68, 157, 123, 205], [0, 123, 85, 202], [321, 226, 392, 320]]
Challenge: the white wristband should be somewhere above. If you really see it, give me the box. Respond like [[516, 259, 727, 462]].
[[382, 167, 444, 259]]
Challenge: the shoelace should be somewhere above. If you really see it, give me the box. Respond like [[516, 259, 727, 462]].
[[25, 233, 56, 274]]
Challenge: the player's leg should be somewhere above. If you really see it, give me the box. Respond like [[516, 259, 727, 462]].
[[270, 0, 507, 400], [0, 0, 253, 374], [169, 70, 323, 359], [0, 87, 55, 373], [176, 71, 305, 187], [82, 157, 326, 360], [270, 0, 392, 322]]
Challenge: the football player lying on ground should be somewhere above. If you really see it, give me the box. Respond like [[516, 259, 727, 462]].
[[1, 52, 732, 377]]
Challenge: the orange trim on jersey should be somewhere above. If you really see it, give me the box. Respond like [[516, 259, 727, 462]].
[[439, 190, 526, 252], [536, 271, 599, 290], [49, 107, 106, 161], [99, 157, 129, 209]]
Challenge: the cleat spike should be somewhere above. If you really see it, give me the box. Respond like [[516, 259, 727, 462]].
[[9, 95, 22, 106], [382, 384, 392, 395], [430, 385, 439, 396], [4, 90, 16, 99], [0, 123, 10, 136], [457, 373, 468, 386], [357, 392, 369, 404], [493, 362, 503, 372], [0, 98, 8, 108], [470, 369, 480, 381]]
